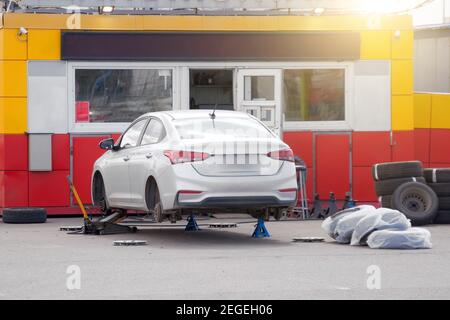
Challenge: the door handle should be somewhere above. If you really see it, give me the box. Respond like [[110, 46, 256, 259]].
[[123, 156, 130, 162], [146, 153, 153, 159]]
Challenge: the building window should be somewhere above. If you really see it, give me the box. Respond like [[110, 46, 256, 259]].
[[283, 69, 345, 122], [75, 69, 173, 123], [189, 69, 234, 110]]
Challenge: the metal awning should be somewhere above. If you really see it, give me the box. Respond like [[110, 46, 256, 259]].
[[5, 0, 431, 14]]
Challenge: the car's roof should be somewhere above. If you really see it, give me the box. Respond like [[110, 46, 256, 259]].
[[140, 109, 251, 121]]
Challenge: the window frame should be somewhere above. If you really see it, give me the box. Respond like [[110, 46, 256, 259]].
[[117, 117, 150, 150], [68, 62, 177, 133], [139, 117, 167, 146], [282, 65, 352, 132]]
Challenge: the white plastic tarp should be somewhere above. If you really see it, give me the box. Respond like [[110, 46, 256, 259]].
[[350, 208, 411, 246], [321, 205, 376, 242], [367, 228, 432, 249]]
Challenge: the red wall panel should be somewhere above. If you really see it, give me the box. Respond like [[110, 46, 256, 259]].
[[0, 134, 28, 171], [283, 131, 313, 167], [29, 171, 70, 207], [72, 136, 109, 204], [430, 129, 450, 164], [111, 133, 122, 144], [352, 132, 391, 167], [391, 131, 415, 162], [428, 163, 450, 169], [0, 171, 28, 207], [315, 134, 350, 200], [52, 134, 70, 171], [352, 166, 377, 202], [414, 129, 430, 165]]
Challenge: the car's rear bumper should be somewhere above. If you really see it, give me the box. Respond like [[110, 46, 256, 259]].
[[157, 161, 298, 210], [175, 195, 296, 209]]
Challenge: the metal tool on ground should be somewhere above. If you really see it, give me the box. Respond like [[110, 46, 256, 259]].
[[209, 223, 237, 228], [252, 217, 270, 238], [59, 226, 83, 232], [342, 192, 356, 210], [66, 176, 137, 235], [292, 237, 325, 243], [113, 240, 148, 246], [185, 214, 200, 231]]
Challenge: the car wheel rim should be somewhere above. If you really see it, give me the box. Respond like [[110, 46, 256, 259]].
[[402, 192, 428, 213]]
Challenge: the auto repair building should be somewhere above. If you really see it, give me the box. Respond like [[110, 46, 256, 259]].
[[1, 1, 449, 214]]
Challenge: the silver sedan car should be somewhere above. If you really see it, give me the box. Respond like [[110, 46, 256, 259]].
[[92, 110, 297, 222]]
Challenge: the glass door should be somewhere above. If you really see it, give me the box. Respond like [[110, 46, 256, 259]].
[[237, 69, 282, 136]]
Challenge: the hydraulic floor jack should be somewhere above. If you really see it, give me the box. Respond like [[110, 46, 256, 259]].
[[67, 176, 137, 235]]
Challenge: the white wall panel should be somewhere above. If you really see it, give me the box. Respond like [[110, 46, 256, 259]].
[[352, 60, 391, 132], [28, 61, 68, 134]]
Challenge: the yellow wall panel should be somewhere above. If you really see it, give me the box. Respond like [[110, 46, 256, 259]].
[[0, 98, 27, 134], [0, 28, 27, 60], [3, 13, 413, 31], [391, 30, 413, 60], [413, 93, 432, 128], [391, 60, 413, 95], [392, 95, 414, 131], [28, 29, 61, 60], [142, 16, 201, 30], [431, 94, 450, 129], [80, 15, 142, 30], [0, 61, 27, 97], [360, 30, 391, 60], [202, 16, 260, 31]]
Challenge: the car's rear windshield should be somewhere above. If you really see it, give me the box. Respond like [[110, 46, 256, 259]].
[[173, 116, 274, 140]]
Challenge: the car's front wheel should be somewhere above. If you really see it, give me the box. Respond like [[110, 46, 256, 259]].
[[92, 173, 111, 215]]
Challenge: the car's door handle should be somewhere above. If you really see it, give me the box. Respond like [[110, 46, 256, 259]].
[[123, 156, 130, 162], [146, 153, 153, 159]]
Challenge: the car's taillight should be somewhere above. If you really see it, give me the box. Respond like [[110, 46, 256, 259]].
[[267, 149, 294, 162], [164, 150, 210, 164]]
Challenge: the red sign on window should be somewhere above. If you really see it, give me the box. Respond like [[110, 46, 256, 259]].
[[76, 101, 90, 122]]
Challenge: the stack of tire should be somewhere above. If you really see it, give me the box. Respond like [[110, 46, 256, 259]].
[[424, 168, 450, 224], [373, 161, 439, 226]]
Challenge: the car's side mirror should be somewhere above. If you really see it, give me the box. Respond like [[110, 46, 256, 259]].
[[99, 138, 115, 150]]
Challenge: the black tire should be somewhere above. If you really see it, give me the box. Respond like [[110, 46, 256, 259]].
[[372, 161, 423, 181], [92, 173, 110, 214], [439, 197, 450, 210], [428, 183, 450, 197], [434, 211, 450, 224], [375, 177, 426, 196], [391, 182, 439, 226], [146, 178, 164, 223], [424, 168, 450, 183], [380, 195, 392, 208], [2, 208, 47, 224], [153, 189, 163, 223]]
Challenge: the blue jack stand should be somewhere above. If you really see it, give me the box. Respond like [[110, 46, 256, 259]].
[[185, 214, 200, 232], [252, 217, 270, 238], [342, 192, 356, 210]]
